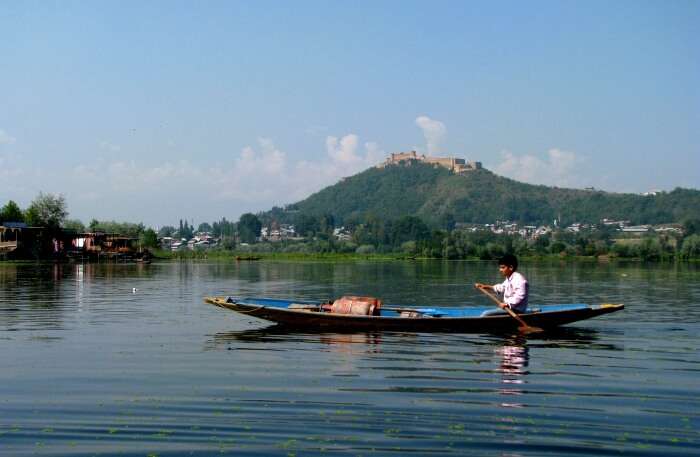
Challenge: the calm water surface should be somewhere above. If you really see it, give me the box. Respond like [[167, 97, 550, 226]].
[[1, 260, 698, 456]]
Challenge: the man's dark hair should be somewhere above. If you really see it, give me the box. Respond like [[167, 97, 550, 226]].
[[498, 254, 518, 270]]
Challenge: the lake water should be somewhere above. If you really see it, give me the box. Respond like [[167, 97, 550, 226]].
[[1, 260, 698, 456]]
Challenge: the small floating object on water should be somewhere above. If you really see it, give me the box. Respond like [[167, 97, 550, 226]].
[[132, 288, 137, 293]]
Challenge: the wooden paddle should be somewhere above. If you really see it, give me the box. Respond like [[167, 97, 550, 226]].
[[475, 285, 543, 334]]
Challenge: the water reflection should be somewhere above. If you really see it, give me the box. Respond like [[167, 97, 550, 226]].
[[207, 326, 385, 353], [319, 332, 383, 355], [530, 327, 623, 351], [496, 336, 529, 409], [2, 260, 699, 457]]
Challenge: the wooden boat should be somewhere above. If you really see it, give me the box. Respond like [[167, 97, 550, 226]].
[[204, 296, 624, 333]]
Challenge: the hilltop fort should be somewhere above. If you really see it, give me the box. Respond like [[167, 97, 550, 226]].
[[378, 151, 482, 174]]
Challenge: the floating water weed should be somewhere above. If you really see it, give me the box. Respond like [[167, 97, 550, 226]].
[[276, 438, 298, 451], [448, 423, 464, 433]]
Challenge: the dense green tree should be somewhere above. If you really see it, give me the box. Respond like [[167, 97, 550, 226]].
[[683, 218, 700, 237], [391, 216, 430, 246], [140, 228, 159, 248], [238, 213, 262, 244], [220, 237, 236, 250], [24, 192, 67, 230], [439, 213, 456, 231], [212, 218, 235, 238], [177, 219, 194, 239], [610, 242, 633, 258], [63, 219, 86, 232], [295, 214, 320, 237], [532, 234, 550, 254], [87, 220, 145, 237], [355, 244, 375, 255], [637, 238, 663, 261], [0, 200, 24, 223], [680, 234, 700, 259], [158, 225, 176, 237], [197, 222, 213, 233], [319, 214, 335, 235]]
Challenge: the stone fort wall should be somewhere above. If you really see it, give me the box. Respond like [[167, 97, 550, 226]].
[[378, 151, 482, 174]]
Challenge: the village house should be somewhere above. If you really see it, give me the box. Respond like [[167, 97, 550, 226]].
[[622, 225, 652, 234], [261, 224, 298, 242], [333, 226, 352, 241]]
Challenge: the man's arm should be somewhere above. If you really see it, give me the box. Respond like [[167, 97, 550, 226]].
[[474, 283, 494, 291], [474, 283, 508, 309]]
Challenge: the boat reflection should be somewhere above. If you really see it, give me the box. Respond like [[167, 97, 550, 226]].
[[207, 325, 386, 353], [318, 332, 383, 354]]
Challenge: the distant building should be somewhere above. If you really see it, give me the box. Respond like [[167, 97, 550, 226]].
[[622, 225, 651, 234], [602, 219, 629, 228], [333, 226, 352, 241], [0, 223, 44, 258], [378, 151, 482, 174], [159, 237, 174, 250], [654, 224, 683, 235]]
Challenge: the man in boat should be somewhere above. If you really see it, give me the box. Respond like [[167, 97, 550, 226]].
[[475, 254, 529, 316]]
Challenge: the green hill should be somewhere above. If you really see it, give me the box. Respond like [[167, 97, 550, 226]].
[[264, 163, 700, 227]]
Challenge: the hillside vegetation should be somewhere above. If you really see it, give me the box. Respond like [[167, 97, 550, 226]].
[[264, 163, 700, 227]]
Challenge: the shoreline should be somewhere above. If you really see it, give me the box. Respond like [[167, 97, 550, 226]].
[[2, 250, 698, 264]]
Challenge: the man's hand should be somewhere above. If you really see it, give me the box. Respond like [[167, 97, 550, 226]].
[[474, 283, 491, 290]]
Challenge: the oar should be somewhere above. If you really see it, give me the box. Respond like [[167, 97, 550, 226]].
[[475, 286, 543, 334]]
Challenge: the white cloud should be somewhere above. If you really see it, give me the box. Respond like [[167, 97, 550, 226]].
[[279, 134, 384, 200], [326, 134, 360, 165], [415, 115, 447, 154], [493, 148, 583, 187], [235, 138, 286, 176], [2, 132, 387, 224], [0, 129, 17, 145]]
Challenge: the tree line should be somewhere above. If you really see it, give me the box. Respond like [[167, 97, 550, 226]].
[[251, 212, 700, 260], [3, 194, 700, 260]]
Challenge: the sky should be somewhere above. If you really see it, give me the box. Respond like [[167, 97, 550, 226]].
[[1, 0, 698, 227]]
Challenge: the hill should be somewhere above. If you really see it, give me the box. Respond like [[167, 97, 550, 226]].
[[263, 163, 700, 227]]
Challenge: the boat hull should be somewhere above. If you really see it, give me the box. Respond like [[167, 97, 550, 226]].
[[204, 297, 624, 333]]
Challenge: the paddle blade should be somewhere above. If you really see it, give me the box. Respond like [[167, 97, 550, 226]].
[[518, 325, 544, 334]]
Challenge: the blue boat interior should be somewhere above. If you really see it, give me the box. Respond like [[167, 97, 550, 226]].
[[227, 297, 590, 318]]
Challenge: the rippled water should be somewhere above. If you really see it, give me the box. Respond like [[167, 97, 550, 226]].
[[1, 260, 698, 456]]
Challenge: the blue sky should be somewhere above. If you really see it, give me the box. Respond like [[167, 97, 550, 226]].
[[1, 1, 698, 227]]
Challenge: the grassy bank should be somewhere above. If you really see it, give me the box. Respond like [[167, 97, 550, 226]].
[[154, 249, 407, 261]]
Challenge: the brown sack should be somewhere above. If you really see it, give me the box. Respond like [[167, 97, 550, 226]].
[[330, 296, 382, 315]]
